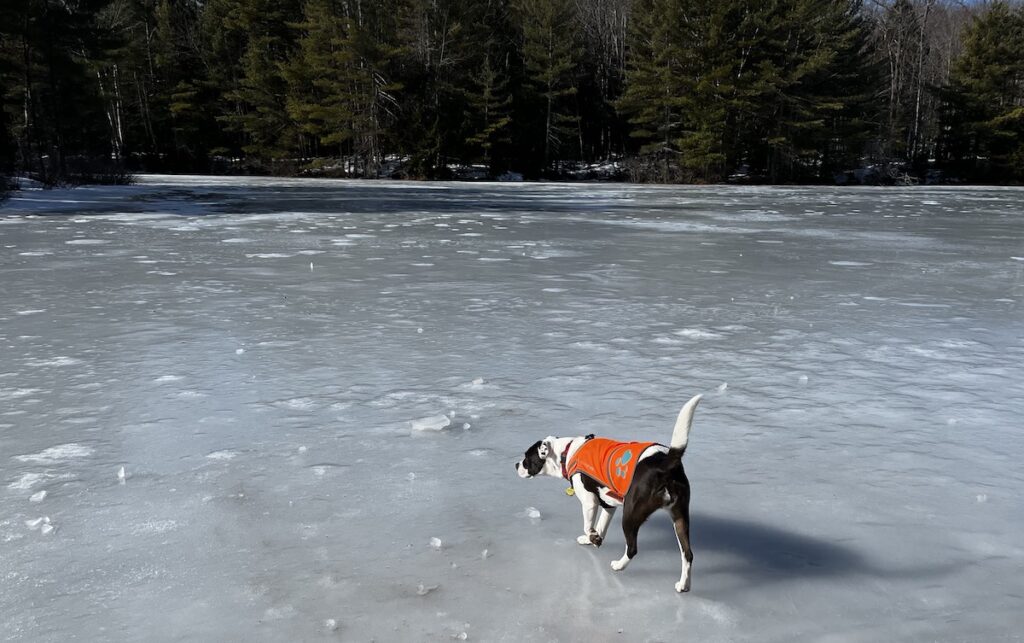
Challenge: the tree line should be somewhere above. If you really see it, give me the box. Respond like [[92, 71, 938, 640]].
[[1, 0, 1023, 186]]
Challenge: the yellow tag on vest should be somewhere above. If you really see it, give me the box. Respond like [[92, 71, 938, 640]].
[[565, 487, 575, 496]]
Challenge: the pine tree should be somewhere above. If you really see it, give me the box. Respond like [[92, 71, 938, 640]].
[[465, 52, 513, 172], [940, 2, 1024, 181], [285, 0, 404, 175], [152, 0, 223, 168], [516, 0, 582, 172], [740, 0, 873, 182], [617, 0, 685, 180], [0, 0, 117, 183]]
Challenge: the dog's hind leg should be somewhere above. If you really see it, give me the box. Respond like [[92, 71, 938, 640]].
[[670, 497, 693, 592], [610, 494, 658, 571]]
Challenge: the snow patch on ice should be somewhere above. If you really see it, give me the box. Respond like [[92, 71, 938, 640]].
[[411, 415, 451, 432], [14, 443, 94, 464], [8, 473, 48, 490], [25, 356, 81, 367], [0, 388, 43, 400], [674, 328, 724, 340], [130, 520, 178, 535]]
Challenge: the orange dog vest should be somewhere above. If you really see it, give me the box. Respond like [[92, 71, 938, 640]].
[[564, 438, 658, 501]]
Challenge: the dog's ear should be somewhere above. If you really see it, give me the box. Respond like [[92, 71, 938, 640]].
[[538, 436, 557, 459]]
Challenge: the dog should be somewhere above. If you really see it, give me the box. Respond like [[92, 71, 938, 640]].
[[515, 394, 702, 592]]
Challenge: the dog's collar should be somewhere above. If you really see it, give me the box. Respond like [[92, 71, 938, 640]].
[[560, 434, 595, 480], [559, 440, 574, 480]]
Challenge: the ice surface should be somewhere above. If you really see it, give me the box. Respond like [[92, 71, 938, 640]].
[[2, 176, 1023, 641]]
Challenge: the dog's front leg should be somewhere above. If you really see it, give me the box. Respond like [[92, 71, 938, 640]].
[[591, 506, 615, 547], [574, 478, 599, 546]]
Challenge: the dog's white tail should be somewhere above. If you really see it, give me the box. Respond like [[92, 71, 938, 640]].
[[669, 394, 702, 453]]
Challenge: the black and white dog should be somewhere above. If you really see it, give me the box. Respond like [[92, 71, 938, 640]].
[[515, 394, 702, 592]]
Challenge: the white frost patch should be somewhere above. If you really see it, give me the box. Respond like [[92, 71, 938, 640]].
[[8, 472, 47, 490], [25, 356, 81, 367], [674, 328, 724, 340], [130, 520, 178, 535], [542, 288, 566, 293], [522, 507, 542, 522], [14, 443, 94, 464], [15, 309, 46, 315], [652, 337, 684, 345], [154, 375, 183, 383], [829, 260, 874, 267], [0, 388, 43, 400], [29, 490, 47, 502], [477, 257, 510, 262], [274, 397, 316, 411], [25, 516, 54, 535], [220, 238, 255, 243], [894, 301, 951, 308], [205, 450, 239, 461], [411, 415, 451, 432], [245, 253, 292, 259], [262, 605, 297, 621], [64, 239, 109, 245]]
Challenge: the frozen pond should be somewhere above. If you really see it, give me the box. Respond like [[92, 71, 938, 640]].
[[2, 176, 1023, 641]]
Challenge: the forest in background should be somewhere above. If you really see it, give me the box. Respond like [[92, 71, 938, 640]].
[[1, 0, 1023, 187]]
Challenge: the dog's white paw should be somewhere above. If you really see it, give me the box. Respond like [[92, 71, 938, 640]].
[[675, 580, 690, 593], [610, 559, 626, 571], [577, 534, 592, 545]]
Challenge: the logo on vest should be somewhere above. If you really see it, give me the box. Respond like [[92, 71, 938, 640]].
[[614, 449, 633, 479]]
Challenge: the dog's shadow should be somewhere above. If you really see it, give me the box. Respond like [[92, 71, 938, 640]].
[[635, 512, 960, 585]]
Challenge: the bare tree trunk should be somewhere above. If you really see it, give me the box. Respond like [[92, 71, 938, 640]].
[[910, 0, 934, 161]]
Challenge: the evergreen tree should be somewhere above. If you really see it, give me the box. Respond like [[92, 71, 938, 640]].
[[465, 52, 514, 172], [152, 0, 223, 168], [738, 0, 873, 182], [940, 1, 1024, 181], [222, 0, 301, 163], [617, 0, 686, 180], [515, 0, 582, 172], [286, 0, 404, 175], [0, 0, 116, 183]]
